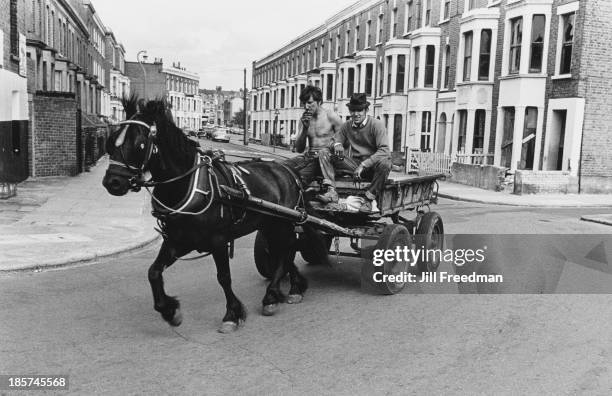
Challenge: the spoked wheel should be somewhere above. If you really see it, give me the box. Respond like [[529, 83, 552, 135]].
[[361, 224, 412, 295], [254, 231, 275, 280], [415, 212, 444, 273]]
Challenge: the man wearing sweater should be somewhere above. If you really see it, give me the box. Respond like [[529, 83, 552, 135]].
[[318, 93, 392, 213]]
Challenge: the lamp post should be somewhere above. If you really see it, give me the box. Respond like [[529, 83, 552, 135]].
[[137, 50, 148, 100], [273, 109, 280, 153]]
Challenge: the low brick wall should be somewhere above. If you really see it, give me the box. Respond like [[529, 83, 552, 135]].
[[514, 170, 578, 194], [449, 163, 508, 191]]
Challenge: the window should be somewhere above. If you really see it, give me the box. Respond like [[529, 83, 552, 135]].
[[444, 45, 451, 88], [393, 114, 403, 151], [377, 14, 383, 43], [326, 74, 334, 100], [365, 20, 371, 47], [413, 47, 420, 87], [501, 107, 515, 168], [340, 69, 344, 98], [407, 2, 413, 32], [521, 107, 537, 170], [280, 89, 285, 108], [396, 55, 405, 93], [425, 45, 435, 87], [321, 41, 325, 64], [529, 15, 545, 73], [386, 56, 393, 93], [347, 68, 355, 97], [329, 37, 333, 61], [365, 63, 373, 95], [463, 32, 473, 81], [421, 112, 432, 151], [560, 12, 575, 74], [443, 0, 450, 20], [265, 93, 269, 110], [479, 29, 492, 80], [467, 0, 477, 11], [457, 110, 467, 152], [355, 25, 360, 52], [425, 0, 432, 26], [378, 61, 384, 95], [509, 17, 523, 74], [345, 30, 350, 55], [391, 9, 398, 38], [336, 35, 341, 58], [10, 0, 18, 55], [473, 109, 485, 152], [357, 65, 361, 92]]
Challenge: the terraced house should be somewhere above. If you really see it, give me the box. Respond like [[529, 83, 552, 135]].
[[251, 0, 612, 194], [23, 0, 129, 177], [0, 0, 28, 197]]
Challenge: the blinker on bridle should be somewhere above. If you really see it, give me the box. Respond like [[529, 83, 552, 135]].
[[109, 119, 158, 191]]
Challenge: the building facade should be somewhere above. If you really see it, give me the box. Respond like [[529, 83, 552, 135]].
[[22, 0, 127, 177], [126, 59, 202, 131], [0, 0, 29, 193], [105, 29, 129, 123], [251, 0, 612, 193]]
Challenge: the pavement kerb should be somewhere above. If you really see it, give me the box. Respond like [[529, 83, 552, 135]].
[[437, 192, 612, 208], [2, 233, 161, 273]]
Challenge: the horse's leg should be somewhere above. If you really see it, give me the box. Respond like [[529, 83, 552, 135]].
[[287, 257, 308, 304], [212, 245, 247, 333], [261, 223, 296, 315], [148, 241, 187, 326]]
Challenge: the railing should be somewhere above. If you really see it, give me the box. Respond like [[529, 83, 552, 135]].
[[408, 150, 494, 175]]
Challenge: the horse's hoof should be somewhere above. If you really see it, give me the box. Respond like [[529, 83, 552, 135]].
[[218, 321, 239, 333], [169, 309, 183, 327], [262, 304, 279, 316], [287, 294, 303, 304]]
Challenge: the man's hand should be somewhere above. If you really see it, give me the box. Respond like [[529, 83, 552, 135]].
[[333, 143, 344, 157], [301, 110, 312, 128], [353, 164, 365, 179]]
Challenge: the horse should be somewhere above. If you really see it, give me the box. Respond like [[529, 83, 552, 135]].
[[102, 96, 308, 333]]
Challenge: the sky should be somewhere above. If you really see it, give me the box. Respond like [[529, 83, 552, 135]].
[[93, 0, 358, 91]]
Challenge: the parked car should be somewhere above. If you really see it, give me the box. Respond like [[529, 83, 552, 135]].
[[198, 126, 215, 139], [212, 127, 230, 142]]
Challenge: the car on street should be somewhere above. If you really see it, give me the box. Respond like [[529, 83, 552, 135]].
[[212, 127, 230, 142]]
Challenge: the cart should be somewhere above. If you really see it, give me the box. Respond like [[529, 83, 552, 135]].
[[222, 172, 445, 295]]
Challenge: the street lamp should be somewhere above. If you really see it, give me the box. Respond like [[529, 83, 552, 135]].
[[273, 109, 280, 153], [137, 50, 148, 100]]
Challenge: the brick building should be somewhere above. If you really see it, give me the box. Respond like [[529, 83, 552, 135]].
[[251, 0, 612, 193], [0, 0, 29, 196], [105, 29, 129, 123], [23, 0, 129, 177], [126, 59, 202, 132]]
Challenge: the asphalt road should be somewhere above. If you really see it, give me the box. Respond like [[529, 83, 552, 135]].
[[2, 139, 612, 394]]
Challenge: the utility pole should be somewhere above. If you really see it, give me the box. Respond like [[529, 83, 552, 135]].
[[243, 68, 248, 145]]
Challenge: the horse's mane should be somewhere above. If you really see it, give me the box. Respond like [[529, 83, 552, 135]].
[[120, 95, 199, 169]]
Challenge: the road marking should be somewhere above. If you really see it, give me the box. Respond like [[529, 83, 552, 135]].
[[0, 233, 93, 245]]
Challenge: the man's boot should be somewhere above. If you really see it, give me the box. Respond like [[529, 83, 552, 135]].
[[316, 187, 339, 203]]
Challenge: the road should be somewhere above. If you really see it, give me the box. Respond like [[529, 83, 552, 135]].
[[1, 139, 612, 394]]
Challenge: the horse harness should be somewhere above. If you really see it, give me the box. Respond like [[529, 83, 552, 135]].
[[109, 119, 306, 236]]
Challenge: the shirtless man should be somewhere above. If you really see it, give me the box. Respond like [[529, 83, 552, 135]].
[[283, 86, 343, 198]]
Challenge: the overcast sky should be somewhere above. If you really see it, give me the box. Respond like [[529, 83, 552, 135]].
[[93, 0, 357, 91]]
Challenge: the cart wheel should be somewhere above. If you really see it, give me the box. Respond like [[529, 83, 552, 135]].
[[415, 212, 444, 273], [361, 224, 412, 295], [254, 231, 276, 279], [299, 228, 332, 266]]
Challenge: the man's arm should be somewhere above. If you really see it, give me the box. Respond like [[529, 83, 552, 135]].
[[294, 120, 309, 153], [361, 120, 390, 169]]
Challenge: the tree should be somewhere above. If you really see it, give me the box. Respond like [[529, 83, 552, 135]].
[[232, 109, 245, 126]]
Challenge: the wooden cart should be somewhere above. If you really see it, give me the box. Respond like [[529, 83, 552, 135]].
[[245, 172, 446, 295]]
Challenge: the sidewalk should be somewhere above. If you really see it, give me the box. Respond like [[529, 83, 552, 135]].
[[0, 157, 159, 272]]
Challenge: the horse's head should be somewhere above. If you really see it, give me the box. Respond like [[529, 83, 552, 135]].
[[102, 97, 163, 196]]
